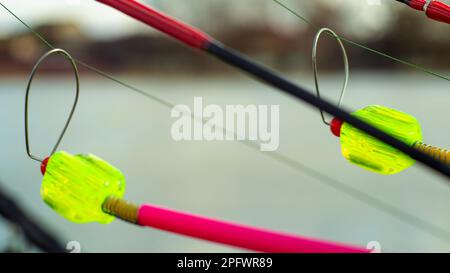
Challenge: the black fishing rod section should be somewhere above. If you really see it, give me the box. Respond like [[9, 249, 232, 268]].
[[205, 42, 450, 178], [0, 183, 65, 253]]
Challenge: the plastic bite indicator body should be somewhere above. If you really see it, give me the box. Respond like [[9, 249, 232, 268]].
[[337, 105, 423, 175], [40, 151, 126, 224]]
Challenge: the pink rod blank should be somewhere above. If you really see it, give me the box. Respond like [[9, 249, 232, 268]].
[[138, 204, 369, 253]]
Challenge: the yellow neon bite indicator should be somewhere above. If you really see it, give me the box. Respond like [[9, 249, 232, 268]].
[[40, 151, 126, 224], [330, 105, 449, 175]]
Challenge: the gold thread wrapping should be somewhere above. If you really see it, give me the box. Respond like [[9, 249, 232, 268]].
[[102, 196, 139, 224], [414, 142, 450, 165]]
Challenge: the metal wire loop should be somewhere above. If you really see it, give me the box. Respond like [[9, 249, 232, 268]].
[[25, 48, 80, 163], [312, 28, 349, 126]]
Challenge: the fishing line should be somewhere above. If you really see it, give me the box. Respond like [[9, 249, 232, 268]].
[[272, 0, 450, 83], [2, 1, 450, 248], [0, 2, 175, 109]]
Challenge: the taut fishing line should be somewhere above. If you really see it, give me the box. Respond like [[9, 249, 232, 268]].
[[0, 1, 450, 249], [272, 0, 450, 83]]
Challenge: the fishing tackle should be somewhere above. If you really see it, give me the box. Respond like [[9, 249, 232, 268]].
[[312, 29, 449, 175], [25, 48, 125, 224], [330, 107, 450, 175], [24, 49, 368, 253]]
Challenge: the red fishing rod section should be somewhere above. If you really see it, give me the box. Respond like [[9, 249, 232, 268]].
[[400, 0, 450, 24], [96, 0, 212, 49]]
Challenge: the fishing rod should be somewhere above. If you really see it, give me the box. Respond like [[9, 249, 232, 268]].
[[103, 197, 368, 253], [95, 0, 450, 179], [0, 182, 65, 253], [396, 0, 450, 24]]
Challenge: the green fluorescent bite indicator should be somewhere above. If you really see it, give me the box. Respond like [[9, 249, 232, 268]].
[[40, 151, 126, 224], [331, 105, 423, 175]]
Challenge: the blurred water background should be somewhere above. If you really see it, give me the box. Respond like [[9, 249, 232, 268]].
[[1, 72, 450, 252], [0, 0, 449, 252]]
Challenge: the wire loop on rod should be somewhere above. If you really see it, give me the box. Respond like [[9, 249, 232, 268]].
[[312, 28, 349, 126], [24, 48, 80, 163]]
